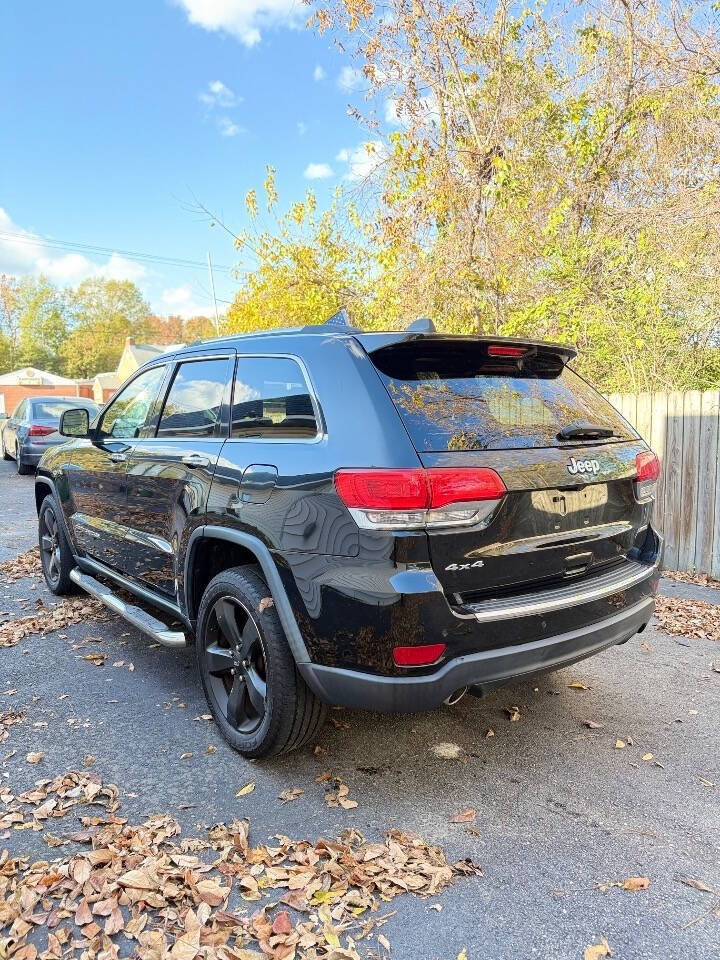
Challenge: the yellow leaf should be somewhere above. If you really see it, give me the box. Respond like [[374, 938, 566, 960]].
[[615, 740, 626, 749], [457, 950, 468, 960], [569, 681, 589, 690], [642, 753, 653, 761], [584, 936, 612, 960], [236, 782, 256, 797], [623, 876, 650, 891]]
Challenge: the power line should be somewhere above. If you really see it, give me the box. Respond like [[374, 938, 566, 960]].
[[0, 230, 235, 274]]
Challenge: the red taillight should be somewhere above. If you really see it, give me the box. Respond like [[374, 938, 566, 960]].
[[635, 451, 660, 482], [28, 424, 55, 438], [635, 450, 660, 501], [393, 642, 446, 667], [334, 467, 506, 529], [428, 468, 506, 507], [334, 468, 428, 510], [487, 344, 527, 358]]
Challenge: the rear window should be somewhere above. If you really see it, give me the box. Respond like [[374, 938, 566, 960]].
[[369, 340, 635, 451], [32, 400, 98, 421]]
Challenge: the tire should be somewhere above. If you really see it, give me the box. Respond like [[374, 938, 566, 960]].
[[38, 495, 77, 595], [16, 446, 32, 475], [196, 566, 327, 759]]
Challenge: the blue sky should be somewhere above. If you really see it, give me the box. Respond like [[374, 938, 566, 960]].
[[0, 1, 378, 317]]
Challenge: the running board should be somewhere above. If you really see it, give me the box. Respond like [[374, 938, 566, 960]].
[[69, 568, 187, 648]]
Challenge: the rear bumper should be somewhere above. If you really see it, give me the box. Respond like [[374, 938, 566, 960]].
[[299, 594, 655, 712]]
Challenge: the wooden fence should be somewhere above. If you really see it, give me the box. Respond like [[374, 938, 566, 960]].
[[606, 390, 720, 577]]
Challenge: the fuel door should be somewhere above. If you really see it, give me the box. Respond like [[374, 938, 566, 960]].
[[240, 464, 278, 504]]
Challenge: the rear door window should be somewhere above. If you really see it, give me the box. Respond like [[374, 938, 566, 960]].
[[156, 358, 228, 438], [231, 357, 318, 439], [369, 339, 635, 451]]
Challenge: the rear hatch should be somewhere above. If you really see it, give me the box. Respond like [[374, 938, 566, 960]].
[[364, 335, 650, 601]]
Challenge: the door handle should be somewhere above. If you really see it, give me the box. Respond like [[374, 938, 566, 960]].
[[107, 452, 127, 463], [182, 453, 210, 469]]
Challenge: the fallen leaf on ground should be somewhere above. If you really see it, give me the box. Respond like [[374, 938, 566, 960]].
[[678, 875, 713, 893], [654, 595, 720, 644], [26, 751, 43, 764], [623, 876, 650, 891], [698, 776, 715, 788], [179, 752, 192, 760], [0, 547, 42, 581], [378, 933, 391, 951], [584, 721, 604, 729], [642, 753, 653, 761], [279, 788, 303, 803], [236, 781, 256, 796], [0, 596, 105, 648], [205, 745, 217, 755], [568, 681, 589, 690], [450, 809, 476, 824], [485, 728, 495, 738], [585, 937, 612, 960], [615, 740, 626, 749], [505, 706, 520, 722]]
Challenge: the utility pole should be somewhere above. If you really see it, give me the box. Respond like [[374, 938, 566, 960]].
[[207, 251, 220, 336]]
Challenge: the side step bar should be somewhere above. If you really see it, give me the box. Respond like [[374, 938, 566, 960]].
[[69, 568, 187, 648]]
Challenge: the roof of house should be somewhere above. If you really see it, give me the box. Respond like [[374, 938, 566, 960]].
[[121, 339, 184, 367], [0, 367, 77, 386], [93, 371, 121, 388]]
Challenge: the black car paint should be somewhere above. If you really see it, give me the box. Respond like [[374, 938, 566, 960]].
[[35, 330, 662, 711]]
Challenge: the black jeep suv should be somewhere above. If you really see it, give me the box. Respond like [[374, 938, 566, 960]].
[[34, 315, 662, 757]]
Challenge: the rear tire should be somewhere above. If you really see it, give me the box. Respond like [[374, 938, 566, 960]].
[[38, 495, 77, 595], [1, 432, 10, 461], [196, 566, 327, 758], [16, 446, 32, 475]]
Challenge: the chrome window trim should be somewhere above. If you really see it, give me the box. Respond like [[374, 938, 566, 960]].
[[224, 352, 325, 446]]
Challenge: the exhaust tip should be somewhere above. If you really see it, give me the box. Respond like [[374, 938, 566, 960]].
[[443, 687, 468, 707]]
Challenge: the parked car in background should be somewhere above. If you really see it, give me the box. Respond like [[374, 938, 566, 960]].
[[1, 396, 100, 474]]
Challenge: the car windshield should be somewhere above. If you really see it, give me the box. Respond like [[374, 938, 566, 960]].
[[32, 401, 98, 422]]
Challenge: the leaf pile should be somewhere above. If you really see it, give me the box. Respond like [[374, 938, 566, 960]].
[[662, 570, 719, 589], [654, 596, 720, 645], [0, 548, 42, 583], [0, 597, 105, 649], [0, 771, 475, 960]]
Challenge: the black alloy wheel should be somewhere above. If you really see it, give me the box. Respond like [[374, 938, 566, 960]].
[[40, 505, 62, 587], [196, 566, 327, 758], [38, 495, 76, 594], [204, 596, 267, 734]]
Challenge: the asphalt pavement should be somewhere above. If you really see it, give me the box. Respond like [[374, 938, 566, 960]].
[[1, 458, 719, 959]]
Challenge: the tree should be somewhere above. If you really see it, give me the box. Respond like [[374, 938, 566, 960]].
[[224, 168, 376, 332], [60, 278, 152, 378], [0, 275, 21, 372], [308, 0, 720, 390], [15, 276, 68, 372]]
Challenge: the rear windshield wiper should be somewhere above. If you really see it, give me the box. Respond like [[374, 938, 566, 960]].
[[557, 422, 615, 441]]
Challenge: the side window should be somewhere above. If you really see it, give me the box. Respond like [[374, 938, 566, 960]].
[[99, 365, 167, 440], [231, 357, 318, 439], [156, 358, 228, 439]]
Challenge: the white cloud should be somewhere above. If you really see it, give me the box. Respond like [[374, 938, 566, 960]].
[[217, 116, 242, 137], [297, 121, 308, 136], [174, 0, 303, 47], [304, 163, 334, 180], [161, 285, 215, 320], [338, 66, 363, 92], [313, 64, 326, 82], [0, 208, 146, 285], [199, 80, 239, 108], [336, 141, 386, 181]]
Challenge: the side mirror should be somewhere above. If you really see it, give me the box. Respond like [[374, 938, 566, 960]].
[[60, 408, 90, 438]]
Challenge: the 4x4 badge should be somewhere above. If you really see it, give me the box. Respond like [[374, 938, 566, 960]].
[[445, 560, 485, 571], [567, 456, 600, 476]]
